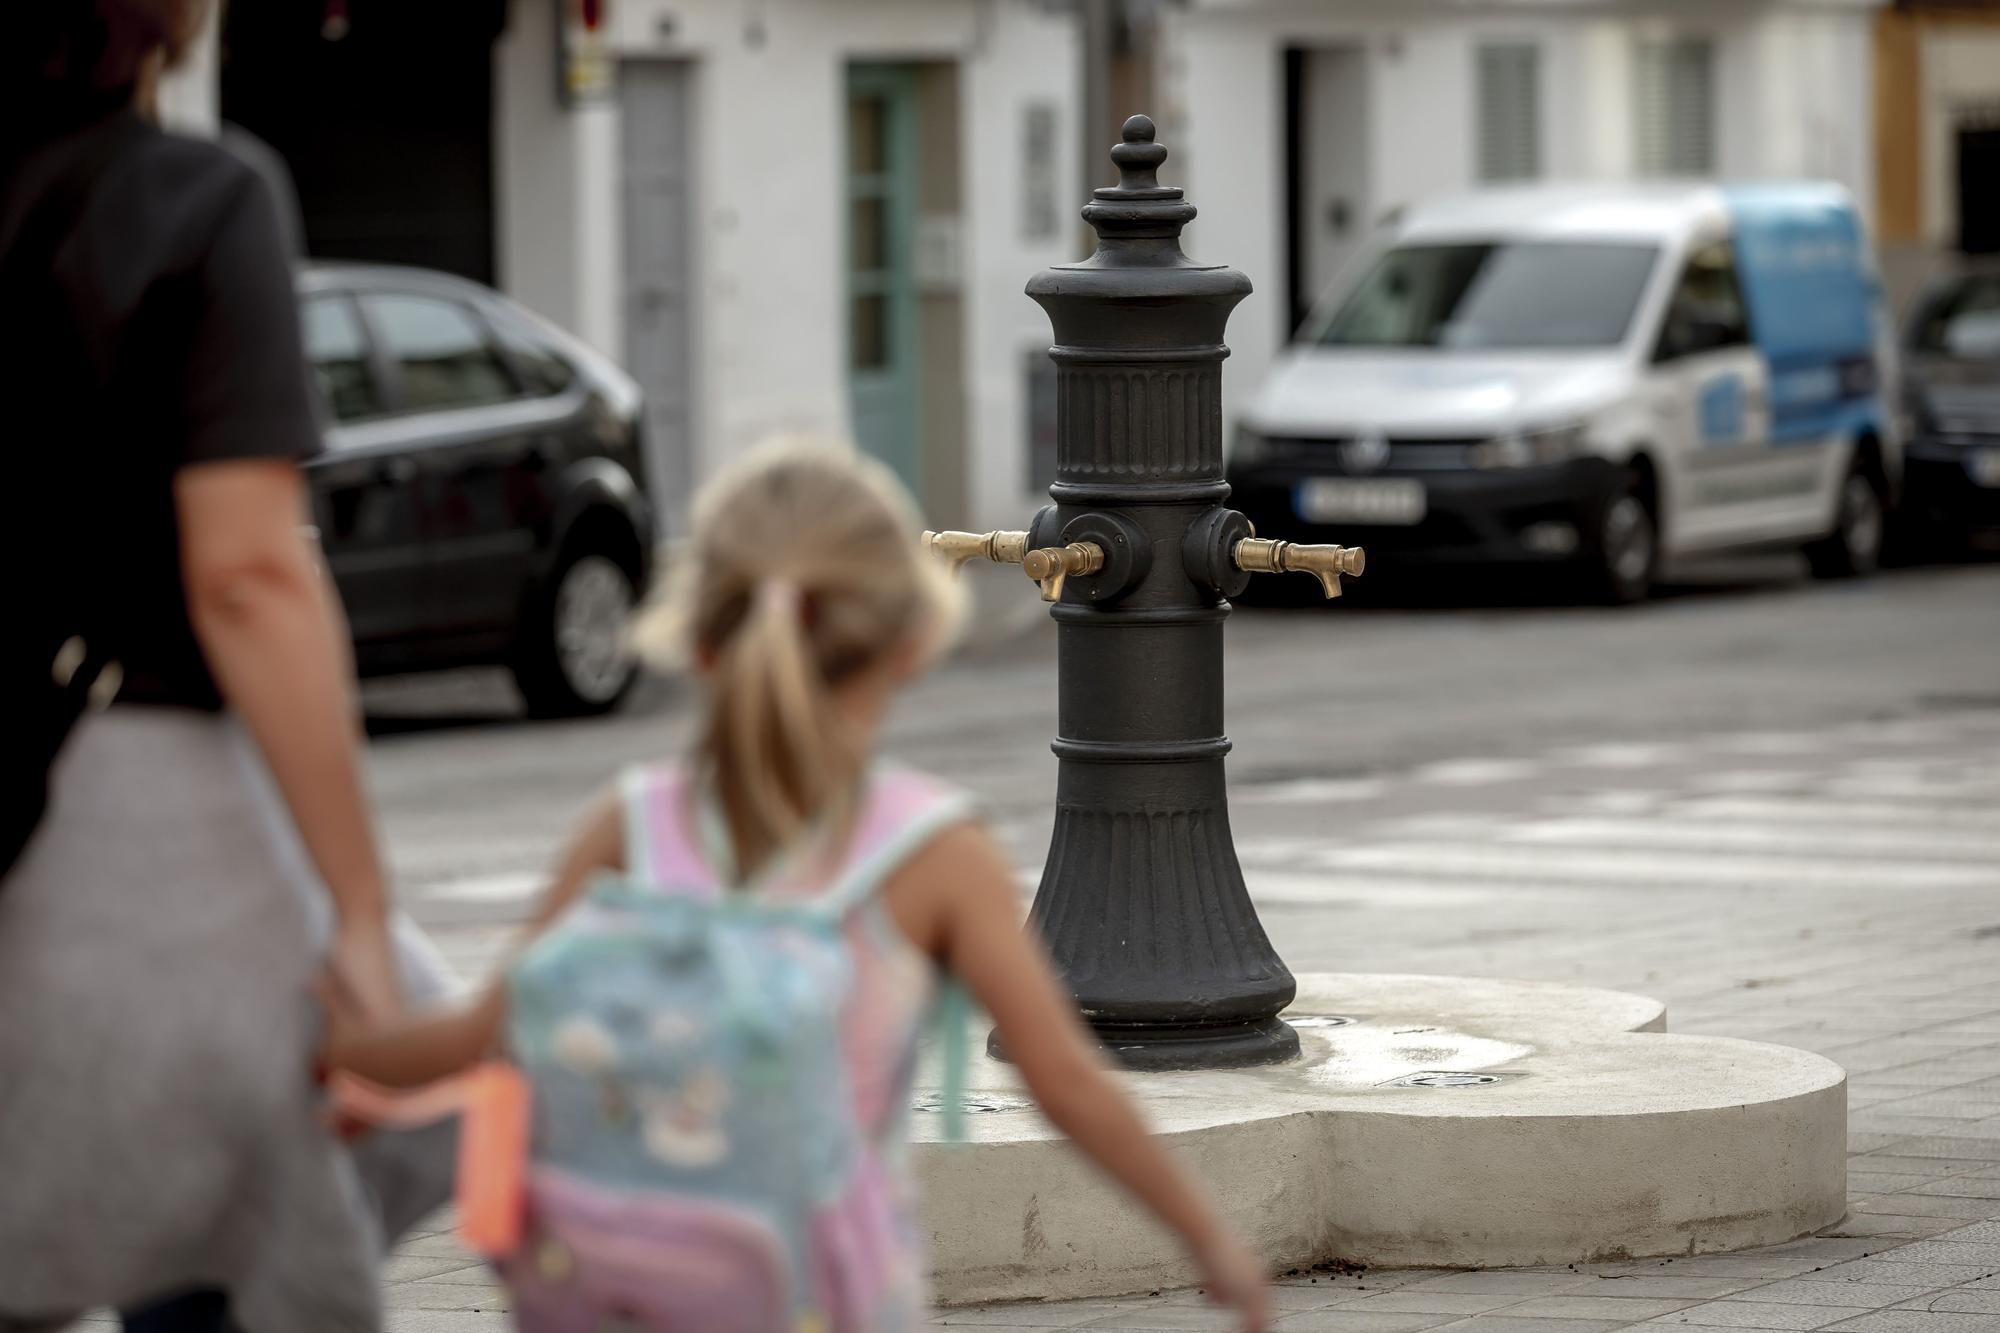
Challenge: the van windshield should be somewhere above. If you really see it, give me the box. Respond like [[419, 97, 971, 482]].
[[1316, 242, 1661, 350]]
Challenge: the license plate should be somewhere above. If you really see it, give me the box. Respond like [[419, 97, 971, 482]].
[[1294, 477, 1427, 526], [1972, 449, 2000, 489]]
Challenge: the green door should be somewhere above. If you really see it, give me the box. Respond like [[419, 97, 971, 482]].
[[846, 64, 922, 493]]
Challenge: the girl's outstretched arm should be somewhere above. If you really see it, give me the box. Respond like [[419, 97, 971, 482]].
[[894, 824, 1268, 1333], [322, 789, 626, 1087]]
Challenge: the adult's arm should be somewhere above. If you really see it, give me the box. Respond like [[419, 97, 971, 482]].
[[178, 461, 400, 1021]]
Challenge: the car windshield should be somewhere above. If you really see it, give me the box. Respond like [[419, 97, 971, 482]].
[[1910, 273, 2000, 359], [1315, 241, 1660, 350]]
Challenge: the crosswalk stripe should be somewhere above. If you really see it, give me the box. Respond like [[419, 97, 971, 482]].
[[1307, 841, 1994, 889], [427, 870, 542, 903], [1671, 796, 2000, 830], [1498, 816, 2000, 862], [1235, 777, 1390, 805]]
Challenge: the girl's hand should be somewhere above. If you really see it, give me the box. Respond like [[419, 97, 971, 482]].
[[1195, 1234, 1269, 1332]]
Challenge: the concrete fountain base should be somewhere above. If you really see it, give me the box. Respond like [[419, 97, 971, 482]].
[[914, 974, 1846, 1305]]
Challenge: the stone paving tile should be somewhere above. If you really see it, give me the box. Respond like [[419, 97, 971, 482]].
[[1496, 1293, 1702, 1320], [1933, 1220, 2000, 1243], [1072, 1305, 1296, 1329], [1727, 1279, 1938, 1309], [931, 1301, 1156, 1327], [1396, 1273, 1603, 1298], [378, 1279, 511, 1312], [1863, 1238, 2000, 1266], [1422, 1318, 1629, 1333], [1853, 1194, 2000, 1220], [1637, 1299, 1863, 1328], [1755, 1240, 1889, 1265], [1324, 1292, 1530, 1317], [1823, 1214, 1966, 1240], [1894, 1288, 2000, 1314], [1880, 1138, 2000, 1163], [1849, 1173, 1951, 1195], [380, 1253, 487, 1283], [1794, 1260, 1998, 1287], [1554, 1274, 1765, 1299], [1265, 1314, 1465, 1333], [382, 1314, 517, 1333], [1819, 1311, 2000, 1332]]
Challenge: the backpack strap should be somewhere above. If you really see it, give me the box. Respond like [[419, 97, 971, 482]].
[[620, 765, 728, 898], [933, 977, 972, 1145], [816, 774, 977, 920]]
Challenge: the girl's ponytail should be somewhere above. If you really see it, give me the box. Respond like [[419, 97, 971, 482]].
[[702, 578, 862, 877], [631, 438, 962, 881]]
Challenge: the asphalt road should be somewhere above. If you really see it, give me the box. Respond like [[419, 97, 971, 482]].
[[360, 553, 2000, 927]]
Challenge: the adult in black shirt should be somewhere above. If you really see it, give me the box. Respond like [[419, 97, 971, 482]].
[[1, 4, 405, 1328]]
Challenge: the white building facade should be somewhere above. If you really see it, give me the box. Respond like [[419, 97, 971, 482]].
[[1152, 0, 1888, 428], [494, 0, 1086, 533], [165, 0, 1910, 534]]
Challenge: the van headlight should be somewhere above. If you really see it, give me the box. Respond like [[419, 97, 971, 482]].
[[1469, 421, 1590, 469]]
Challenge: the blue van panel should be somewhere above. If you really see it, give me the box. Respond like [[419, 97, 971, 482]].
[[1724, 185, 1881, 444]]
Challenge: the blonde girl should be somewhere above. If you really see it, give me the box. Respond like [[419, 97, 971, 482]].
[[324, 440, 1268, 1332]]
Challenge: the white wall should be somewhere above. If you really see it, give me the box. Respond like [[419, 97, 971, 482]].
[[495, 0, 624, 361]]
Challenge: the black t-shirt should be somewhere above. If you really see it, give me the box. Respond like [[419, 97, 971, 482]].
[[1, 107, 322, 710]]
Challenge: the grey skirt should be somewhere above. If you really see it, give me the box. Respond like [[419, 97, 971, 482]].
[[0, 708, 452, 1331]]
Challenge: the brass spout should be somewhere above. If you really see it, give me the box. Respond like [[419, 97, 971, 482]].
[[1022, 541, 1105, 602], [921, 529, 1032, 572], [1233, 537, 1366, 598]]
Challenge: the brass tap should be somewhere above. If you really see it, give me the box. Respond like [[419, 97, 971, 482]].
[[921, 529, 1032, 572], [1022, 541, 1106, 602], [1232, 537, 1366, 598]]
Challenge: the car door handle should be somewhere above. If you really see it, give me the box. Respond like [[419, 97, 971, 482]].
[[374, 456, 418, 486]]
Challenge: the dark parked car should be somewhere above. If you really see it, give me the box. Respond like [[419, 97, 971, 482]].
[[298, 264, 654, 716], [1901, 266, 2000, 550]]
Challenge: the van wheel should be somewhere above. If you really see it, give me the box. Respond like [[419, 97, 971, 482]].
[[513, 544, 639, 718], [1585, 474, 1658, 605], [1804, 464, 1885, 580]]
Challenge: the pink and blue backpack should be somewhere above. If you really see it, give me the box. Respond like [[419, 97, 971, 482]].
[[492, 766, 971, 1333]]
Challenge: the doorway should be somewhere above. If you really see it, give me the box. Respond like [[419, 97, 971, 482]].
[[1957, 123, 2000, 255], [846, 64, 924, 495], [1284, 45, 1372, 339], [220, 0, 504, 282], [620, 61, 697, 533]]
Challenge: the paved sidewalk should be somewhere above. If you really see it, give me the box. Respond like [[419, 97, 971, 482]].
[[64, 712, 2000, 1332]]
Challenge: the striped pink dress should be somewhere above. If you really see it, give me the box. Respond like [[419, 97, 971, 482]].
[[621, 761, 974, 1329]]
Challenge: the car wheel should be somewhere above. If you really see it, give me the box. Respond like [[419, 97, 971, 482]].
[[1585, 475, 1658, 605], [1804, 463, 1885, 580], [514, 546, 639, 718]]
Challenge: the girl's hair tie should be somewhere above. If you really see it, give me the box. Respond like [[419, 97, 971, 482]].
[[756, 577, 802, 618]]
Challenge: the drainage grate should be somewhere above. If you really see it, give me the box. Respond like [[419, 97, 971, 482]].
[[1385, 1072, 1505, 1089], [1287, 1015, 1359, 1030], [912, 1092, 1033, 1115]]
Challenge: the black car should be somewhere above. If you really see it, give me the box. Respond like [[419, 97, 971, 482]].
[[298, 264, 654, 716], [1901, 266, 2000, 550]]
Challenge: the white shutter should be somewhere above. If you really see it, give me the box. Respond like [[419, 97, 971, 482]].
[[1477, 43, 1541, 183], [1634, 37, 1715, 177]]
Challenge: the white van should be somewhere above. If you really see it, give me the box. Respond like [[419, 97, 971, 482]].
[[1228, 183, 1901, 601]]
